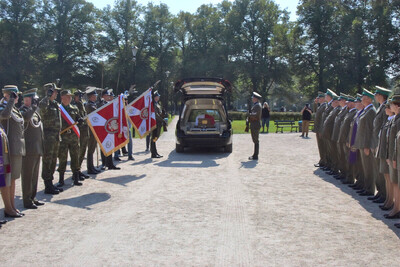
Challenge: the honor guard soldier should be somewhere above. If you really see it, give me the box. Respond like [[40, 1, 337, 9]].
[[20, 88, 45, 209], [73, 90, 90, 180], [85, 87, 100, 174], [0, 85, 25, 217], [314, 91, 327, 168], [151, 90, 166, 158], [370, 86, 391, 203], [39, 83, 63, 194], [247, 92, 262, 160], [57, 90, 84, 186], [99, 89, 120, 169], [354, 88, 377, 196]]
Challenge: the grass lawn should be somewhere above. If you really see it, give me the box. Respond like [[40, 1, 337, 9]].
[[231, 120, 301, 134]]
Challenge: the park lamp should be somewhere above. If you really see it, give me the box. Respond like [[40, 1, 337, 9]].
[[132, 45, 138, 62], [165, 70, 170, 78]]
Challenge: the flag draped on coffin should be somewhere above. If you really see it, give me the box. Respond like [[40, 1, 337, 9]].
[[126, 88, 156, 138], [86, 94, 129, 156]]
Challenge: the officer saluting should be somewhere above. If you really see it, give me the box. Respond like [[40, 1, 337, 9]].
[[247, 92, 262, 160], [20, 88, 45, 209], [151, 90, 166, 159], [39, 83, 63, 194], [85, 87, 100, 174]]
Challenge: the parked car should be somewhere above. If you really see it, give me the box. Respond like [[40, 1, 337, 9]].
[[174, 78, 233, 153]]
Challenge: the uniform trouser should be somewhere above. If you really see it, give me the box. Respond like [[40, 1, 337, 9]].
[[316, 134, 325, 165], [78, 127, 89, 167], [42, 134, 60, 181], [355, 150, 365, 186], [342, 144, 351, 180], [336, 142, 345, 175], [330, 140, 339, 172], [57, 133, 80, 173], [251, 127, 260, 157], [374, 157, 386, 197], [324, 138, 333, 169], [151, 126, 161, 156], [21, 155, 41, 206], [360, 149, 376, 194], [87, 133, 97, 169]]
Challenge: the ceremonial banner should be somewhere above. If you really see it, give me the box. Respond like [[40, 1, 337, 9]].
[[86, 95, 129, 156], [126, 88, 156, 138], [59, 104, 80, 138]]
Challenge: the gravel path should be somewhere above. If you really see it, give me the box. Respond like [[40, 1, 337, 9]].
[[0, 117, 399, 266]]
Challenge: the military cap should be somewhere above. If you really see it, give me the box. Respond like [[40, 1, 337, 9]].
[[375, 86, 391, 96], [60, 89, 74, 97], [44, 83, 61, 91], [22, 88, 38, 98], [74, 89, 84, 96], [362, 88, 374, 99], [85, 87, 98, 96], [347, 96, 356, 102], [153, 90, 161, 97], [355, 93, 362, 102], [318, 91, 325, 98], [339, 93, 348, 101], [102, 88, 114, 97], [252, 92, 262, 99], [389, 95, 400, 105], [325, 89, 338, 98], [332, 94, 339, 101], [2, 85, 19, 93]]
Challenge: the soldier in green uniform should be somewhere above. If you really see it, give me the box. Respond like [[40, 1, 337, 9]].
[[0, 85, 25, 217], [85, 87, 100, 174], [57, 90, 84, 187], [20, 88, 45, 209], [247, 92, 262, 160], [370, 86, 391, 203], [151, 91, 166, 159], [320, 89, 336, 171], [39, 83, 63, 194], [72, 90, 90, 180], [314, 92, 327, 168]]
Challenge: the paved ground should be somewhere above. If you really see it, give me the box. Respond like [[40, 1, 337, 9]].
[[1, 117, 400, 266]]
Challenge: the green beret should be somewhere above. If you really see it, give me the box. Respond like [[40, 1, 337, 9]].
[[362, 88, 374, 99], [60, 89, 74, 96], [2, 85, 19, 93], [22, 88, 38, 98], [325, 88, 338, 98], [375, 86, 391, 96]]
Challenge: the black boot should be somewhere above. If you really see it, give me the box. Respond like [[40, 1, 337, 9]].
[[121, 146, 128, 156], [78, 171, 87, 181], [87, 154, 100, 174], [44, 180, 59, 195], [73, 172, 82, 186], [249, 143, 259, 160], [56, 172, 65, 187]]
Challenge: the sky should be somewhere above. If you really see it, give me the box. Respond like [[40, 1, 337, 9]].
[[88, 0, 299, 21]]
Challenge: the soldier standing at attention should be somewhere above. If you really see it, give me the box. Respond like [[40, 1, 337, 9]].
[[314, 92, 327, 168], [85, 87, 100, 174], [247, 92, 262, 160], [39, 83, 63, 195], [151, 91, 166, 159], [354, 88, 377, 197], [57, 90, 84, 187], [0, 85, 25, 217], [72, 90, 90, 180], [369, 86, 391, 204], [20, 88, 45, 209], [320, 89, 335, 172]]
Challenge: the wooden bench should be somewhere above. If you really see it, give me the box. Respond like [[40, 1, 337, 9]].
[[274, 120, 299, 133]]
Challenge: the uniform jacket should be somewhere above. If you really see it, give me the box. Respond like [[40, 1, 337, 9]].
[[39, 96, 61, 135], [354, 104, 377, 150], [0, 98, 26, 156], [377, 117, 392, 160], [85, 100, 97, 114], [389, 115, 400, 161], [20, 105, 44, 156], [248, 102, 262, 130], [338, 108, 357, 144], [314, 102, 327, 134], [372, 101, 388, 150], [321, 101, 333, 126], [321, 106, 341, 140], [332, 106, 349, 142]]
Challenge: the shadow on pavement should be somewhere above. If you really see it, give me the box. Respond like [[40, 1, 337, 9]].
[[99, 174, 146, 187], [52, 192, 111, 210], [240, 160, 258, 169], [155, 147, 228, 168], [313, 168, 400, 238]]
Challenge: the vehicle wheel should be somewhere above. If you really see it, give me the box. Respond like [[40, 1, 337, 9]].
[[176, 143, 184, 153], [225, 143, 232, 153]]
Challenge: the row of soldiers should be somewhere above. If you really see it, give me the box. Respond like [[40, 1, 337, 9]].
[[314, 86, 400, 228], [0, 83, 166, 219]]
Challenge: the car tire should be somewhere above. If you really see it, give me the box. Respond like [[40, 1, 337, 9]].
[[225, 143, 232, 153], [176, 143, 184, 153]]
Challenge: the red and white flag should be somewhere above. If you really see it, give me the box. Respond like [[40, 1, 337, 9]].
[[86, 94, 129, 156], [59, 104, 80, 138], [126, 88, 156, 138]]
